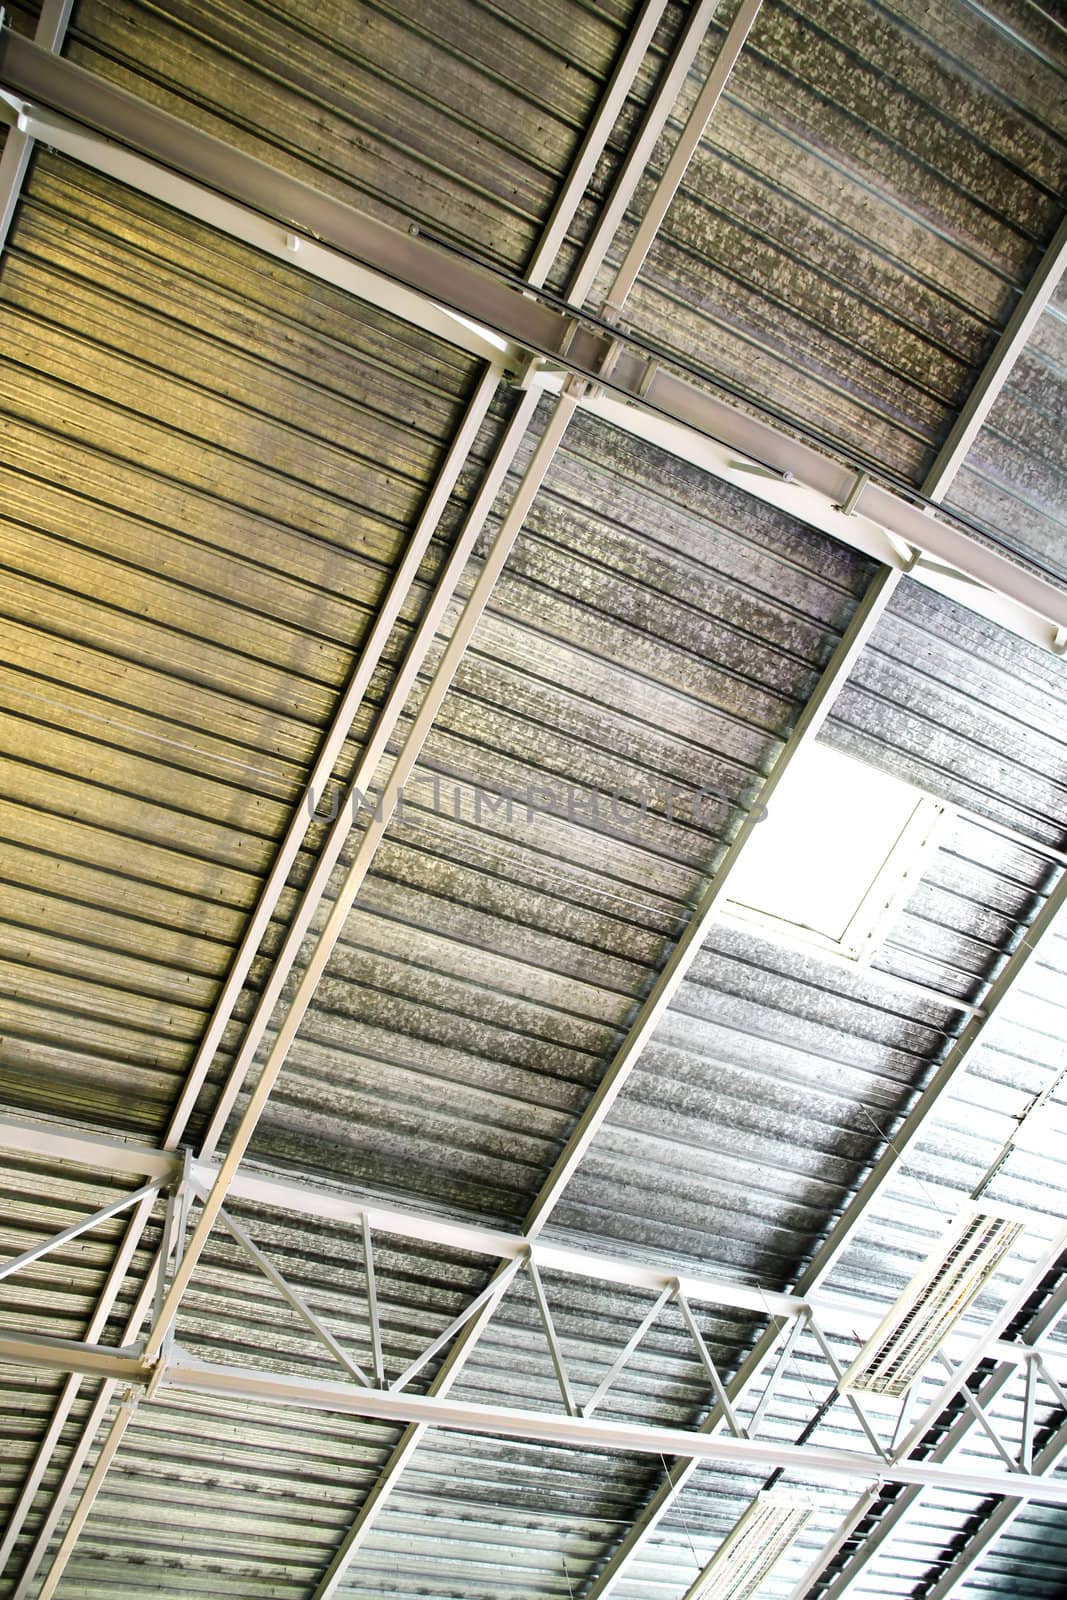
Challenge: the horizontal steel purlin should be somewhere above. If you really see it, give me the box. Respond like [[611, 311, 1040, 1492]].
[[161, 1357, 1067, 1505], [1, 28, 1065, 649], [1, 1113, 1062, 1375], [0, 1333, 149, 1383], [1, 1331, 1064, 1506]]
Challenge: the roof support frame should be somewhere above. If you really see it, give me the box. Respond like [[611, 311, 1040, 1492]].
[[583, 1282, 677, 1420], [8, 363, 557, 1600], [290, 563, 905, 1600], [1, 30, 1065, 649], [3, 1110, 1062, 1378], [0, 368, 506, 1596], [0, 6, 1062, 1593], [932, 1350, 1021, 1473], [212, 1204, 375, 1389], [579, 864, 1067, 1597], [2, 1332, 1067, 1509], [1, 3, 687, 1589], [601, 0, 764, 313]]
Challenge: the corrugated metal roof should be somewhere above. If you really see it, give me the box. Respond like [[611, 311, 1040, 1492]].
[[945, 279, 1067, 584], [233, 411, 877, 1223], [2, 0, 1066, 1596], [825, 580, 1067, 849], [56, 1389, 405, 1600], [591, 0, 1067, 483], [61, 0, 657, 273], [357, 1431, 648, 1598], [0, 149, 481, 1137]]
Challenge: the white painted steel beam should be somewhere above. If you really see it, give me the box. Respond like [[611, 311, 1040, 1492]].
[[602, 0, 763, 311], [922, 1415, 1067, 1599], [160, 1356, 1067, 1506], [4, 1112, 1062, 1370], [0, 1182, 159, 1284], [6, 1336, 1067, 1507], [0, 1115, 175, 1180], [569, 0, 722, 308], [0, 1334, 147, 1383], [1, 30, 1065, 650], [0, 0, 72, 254], [580, 868, 1067, 1598]]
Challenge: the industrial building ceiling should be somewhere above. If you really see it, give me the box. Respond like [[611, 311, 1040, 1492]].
[[0, 1, 1065, 1597]]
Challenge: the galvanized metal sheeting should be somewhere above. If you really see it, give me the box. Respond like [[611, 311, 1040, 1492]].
[[600, 0, 1067, 483], [0, 150, 479, 1138], [945, 282, 1067, 584], [1, 0, 1066, 1595]]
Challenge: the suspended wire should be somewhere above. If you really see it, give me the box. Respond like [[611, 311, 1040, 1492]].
[[660, 1453, 702, 1573]]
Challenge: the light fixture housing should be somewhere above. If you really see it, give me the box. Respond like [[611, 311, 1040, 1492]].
[[682, 1489, 815, 1600], [840, 1207, 1024, 1398]]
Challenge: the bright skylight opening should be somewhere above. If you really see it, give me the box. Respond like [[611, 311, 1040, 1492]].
[[724, 742, 946, 962]]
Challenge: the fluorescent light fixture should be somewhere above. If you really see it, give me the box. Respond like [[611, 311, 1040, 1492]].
[[723, 743, 946, 963], [840, 1208, 1024, 1398], [682, 1490, 814, 1600]]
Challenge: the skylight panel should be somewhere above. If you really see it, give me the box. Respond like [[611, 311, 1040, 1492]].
[[724, 742, 946, 962]]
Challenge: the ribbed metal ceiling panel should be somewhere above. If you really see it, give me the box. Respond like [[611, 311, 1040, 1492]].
[[0, 150, 480, 1136], [945, 280, 1067, 585], [234, 412, 877, 1222], [60, 0, 654, 272], [352, 1432, 648, 1599], [594, 0, 1067, 482], [1, 0, 1066, 1597], [56, 1391, 404, 1600], [824, 581, 1067, 850]]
